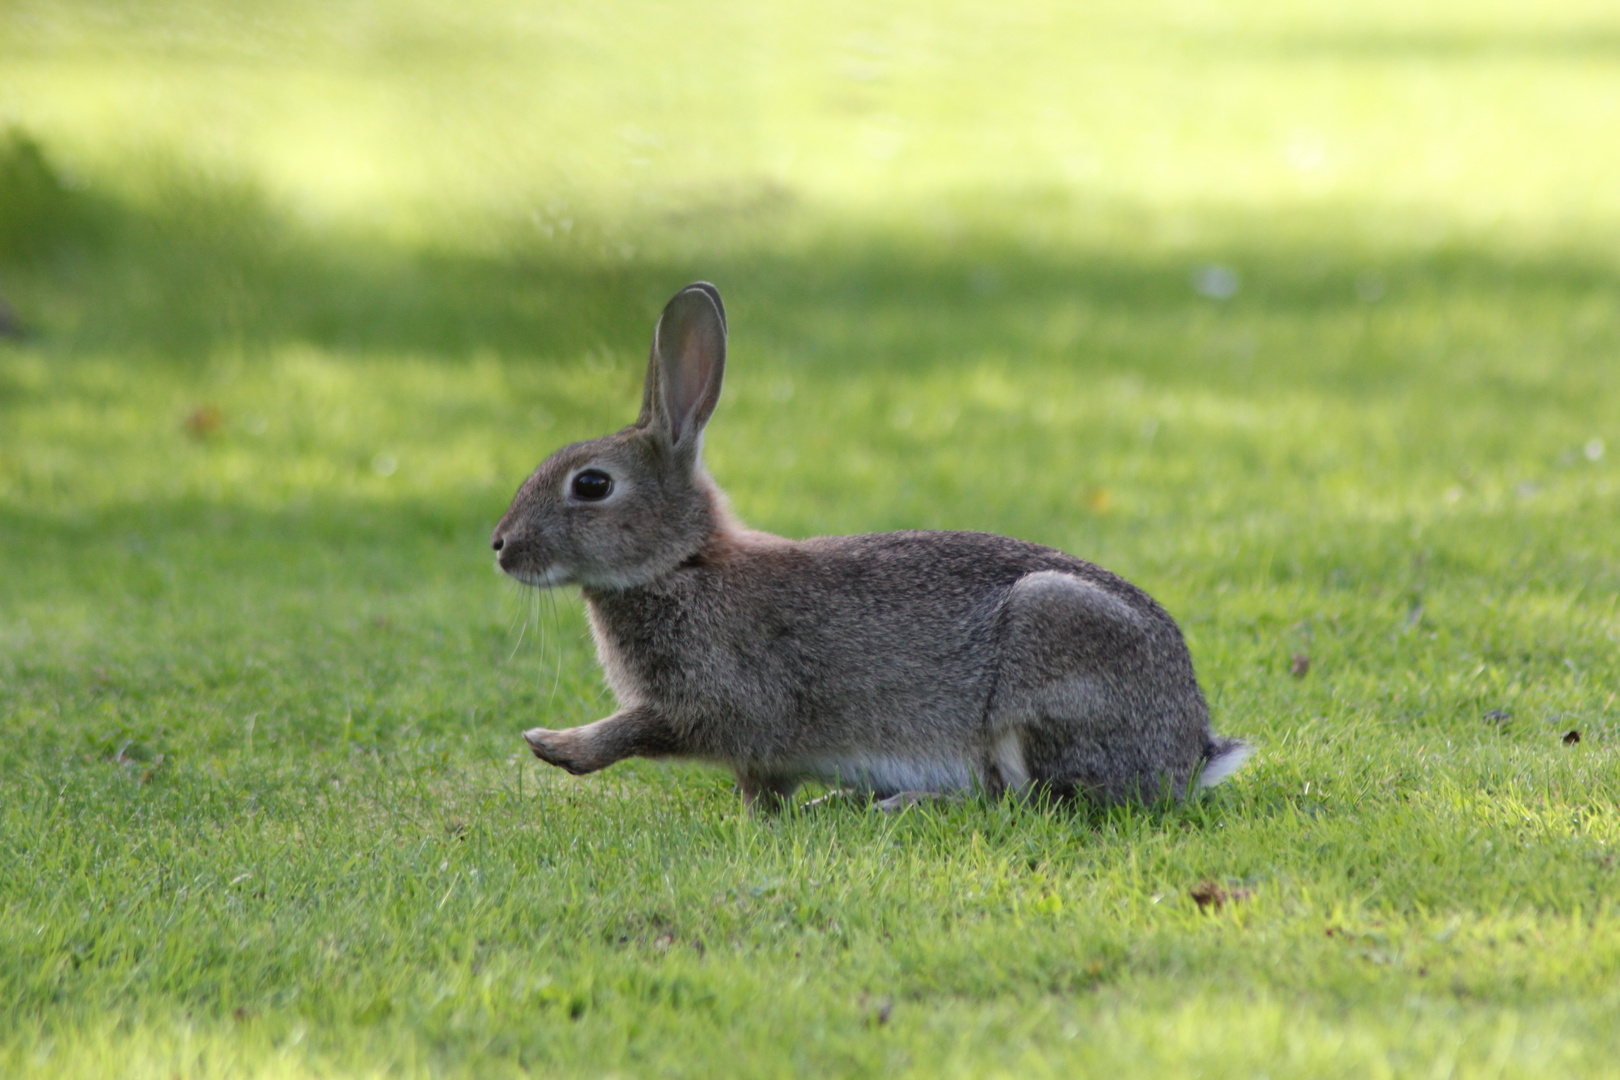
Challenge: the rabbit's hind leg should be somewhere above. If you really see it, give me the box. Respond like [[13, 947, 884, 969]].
[[991, 570, 1200, 804], [981, 726, 1033, 796]]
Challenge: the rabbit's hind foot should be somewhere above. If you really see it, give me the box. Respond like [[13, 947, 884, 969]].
[[800, 788, 865, 810], [874, 790, 957, 813], [795, 787, 959, 814]]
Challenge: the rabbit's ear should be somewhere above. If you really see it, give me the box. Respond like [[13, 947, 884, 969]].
[[641, 283, 726, 448], [682, 282, 726, 333]]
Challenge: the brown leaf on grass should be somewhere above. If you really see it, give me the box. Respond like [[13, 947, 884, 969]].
[[1190, 879, 1251, 911], [184, 405, 223, 439], [112, 741, 165, 782], [137, 753, 166, 784], [858, 994, 894, 1026], [1563, 730, 1581, 745], [1289, 654, 1310, 678]]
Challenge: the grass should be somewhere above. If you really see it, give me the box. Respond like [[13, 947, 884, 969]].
[[3, 0, 1620, 1075]]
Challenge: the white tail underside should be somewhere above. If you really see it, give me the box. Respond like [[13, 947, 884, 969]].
[[1197, 743, 1254, 789]]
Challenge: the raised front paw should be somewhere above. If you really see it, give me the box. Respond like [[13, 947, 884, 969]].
[[522, 726, 596, 775]]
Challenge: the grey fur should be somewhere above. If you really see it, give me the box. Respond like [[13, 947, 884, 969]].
[[492, 283, 1249, 809]]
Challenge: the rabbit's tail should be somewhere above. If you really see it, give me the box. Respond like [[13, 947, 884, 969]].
[[1196, 737, 1253, 789]]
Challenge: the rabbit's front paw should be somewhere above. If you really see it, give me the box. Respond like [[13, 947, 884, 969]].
[[523, 726, 597, 775]]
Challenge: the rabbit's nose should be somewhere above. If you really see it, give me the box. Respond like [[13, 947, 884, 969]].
[[491, 531, 506, 552]]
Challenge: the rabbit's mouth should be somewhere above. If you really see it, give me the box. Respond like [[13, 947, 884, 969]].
[[515, 566, 579, 592], [503, 563, 575, 589]]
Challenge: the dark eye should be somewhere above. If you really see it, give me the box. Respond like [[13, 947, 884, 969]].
[[571, 469, 613, 501]]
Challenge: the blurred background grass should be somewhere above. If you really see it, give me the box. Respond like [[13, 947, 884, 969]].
[[3, 1, 1620, 1076]]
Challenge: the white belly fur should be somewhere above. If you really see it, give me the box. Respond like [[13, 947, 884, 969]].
[[799, 754, 976, 795]]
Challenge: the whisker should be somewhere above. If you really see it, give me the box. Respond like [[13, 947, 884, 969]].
[[507, 615, 527, 662], [504, 576, 529, 633], [545, 587, 566, 712], [507, 578, 532, 662], [535, 587, 548, 698]]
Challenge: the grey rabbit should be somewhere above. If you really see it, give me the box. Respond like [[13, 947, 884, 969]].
[[492, 283, 1249, 810]]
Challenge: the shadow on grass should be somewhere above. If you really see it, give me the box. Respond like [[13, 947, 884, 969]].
[[2, 128, 1617, 401]]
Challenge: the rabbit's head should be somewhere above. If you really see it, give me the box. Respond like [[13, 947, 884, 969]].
[[492, 283, 729, 590]]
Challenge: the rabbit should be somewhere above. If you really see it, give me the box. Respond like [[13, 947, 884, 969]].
[[491, 282, 1250, 810]]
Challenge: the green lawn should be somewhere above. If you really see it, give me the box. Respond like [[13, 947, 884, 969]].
[[3, 1, 1620, 1076]]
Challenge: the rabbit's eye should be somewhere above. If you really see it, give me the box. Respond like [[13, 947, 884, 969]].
[[571, 469, 613, 501]]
